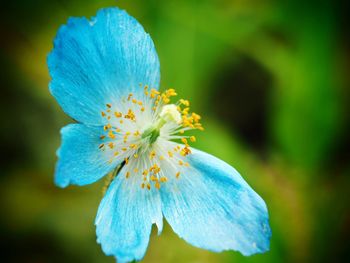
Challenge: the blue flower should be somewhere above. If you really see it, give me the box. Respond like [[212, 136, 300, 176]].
[[48, 7, 271, 263]]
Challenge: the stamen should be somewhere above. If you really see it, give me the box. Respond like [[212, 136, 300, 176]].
[[150, 150, 156, 159], [160, 177, 167, 182], [155, 182, 160, 189], [114, 112, 122, 118], [108, 142, 114, 149]]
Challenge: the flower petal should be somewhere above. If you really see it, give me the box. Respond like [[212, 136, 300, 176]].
[[48, 7, 160, 125], [95, 167, 163, 262], [160, 148, 271, 256], [55, 124, 120, 187]]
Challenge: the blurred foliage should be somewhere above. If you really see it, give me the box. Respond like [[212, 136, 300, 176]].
[[1, 0, 349, 262]]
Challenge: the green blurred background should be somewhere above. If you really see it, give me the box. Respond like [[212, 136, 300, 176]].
[[1, 0, 349, 262]]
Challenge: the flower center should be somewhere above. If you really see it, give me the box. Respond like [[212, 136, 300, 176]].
[[98, 85, 204, 190], [141, 104, 182, 144]]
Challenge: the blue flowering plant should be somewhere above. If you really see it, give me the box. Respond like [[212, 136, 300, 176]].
[[48, 7, 271, 263]]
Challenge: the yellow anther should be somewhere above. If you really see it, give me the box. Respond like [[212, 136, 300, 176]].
[[182, 108, 190, 115], [159, 155, 165, 160], [132, 98, 137, 104], [160, 177, 168, 183], [114, 112, 122, 118], [181, 146, 191, 156], [137, 101, 143, 106], [108, 130, 115, 139], [168, 151, 173, 158], [150, 164, 161, 174], [120, 120, 124, 124], [107, 116, 111, 120], [114, 151, 119, 156], [107, 109, 111, 113], [124, 157, 129, 164], [133, 130, 140, 136], [144, 91, 149, 96], [155, 182, 161, 189], [133, 153, 138, 158], [184, 162, 190, 167], [104, 124, 111, 130], [127, 93, 133, 101], [151, 88, 160, 95], [108, 142, 114, 149], [106, 103, 112, 108], [126, 172, 130, 178], [180, 146, 191, 156], [146, 183, 151, 190], [165, 88, 177, 97], [181, 138, 188, 145], [150, 175, 158, 181], [152, 106, 157, 111], [142, 170, 148, 176], [179, 130, 184, 134], [101, 111, 106, 117], [116, 128, 121, 133], [192, 112, 201, 122], [179, 99, 190, 107], [134, 168, 139, 173], [150, 151, 156, 159], [176, 172, 180, 178], [141, 107, 145, 112], [190, 136, 196, 142], [179, 160, 184, 166], [141, 183, 145, 189], [100, 135, 106, 140], [124, 109, 136, 121], [98, 143, 105, 149], [129, 144, 138, 149], [122, 147, 127, 152]]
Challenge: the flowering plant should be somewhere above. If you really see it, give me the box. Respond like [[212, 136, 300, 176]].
[[48, 7, 271, 263]]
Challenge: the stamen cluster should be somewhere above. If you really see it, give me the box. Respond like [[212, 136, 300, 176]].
[[98, 84, 203, 190]]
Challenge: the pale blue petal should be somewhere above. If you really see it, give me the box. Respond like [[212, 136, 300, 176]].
[[55, 124, 119, 187], [48, 7, 160, 125], [95, 167, 163, 262], [160, 148, 271, 256]]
